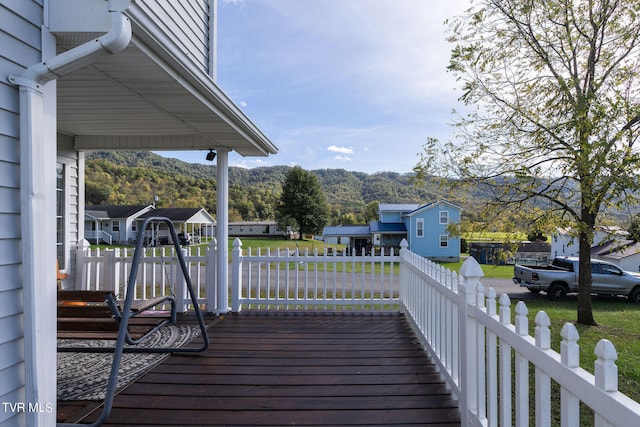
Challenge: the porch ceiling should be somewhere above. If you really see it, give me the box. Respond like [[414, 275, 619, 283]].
[[55, 34, 277, 157]]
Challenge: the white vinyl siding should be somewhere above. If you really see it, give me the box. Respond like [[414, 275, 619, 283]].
[[135, 0, 214, 76], [57, 134, 81, 278]]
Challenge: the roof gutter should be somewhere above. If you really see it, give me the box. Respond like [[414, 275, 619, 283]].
[[7, 2, 132, 426], [10, 0, 132, 89]]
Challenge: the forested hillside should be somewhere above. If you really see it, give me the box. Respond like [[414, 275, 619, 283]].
[[85, 151, 443, 223]]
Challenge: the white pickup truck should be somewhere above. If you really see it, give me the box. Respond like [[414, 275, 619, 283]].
[[513, 256, 640, 302]]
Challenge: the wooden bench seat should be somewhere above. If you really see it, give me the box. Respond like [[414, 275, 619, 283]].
[[57, 290, 175, 343]]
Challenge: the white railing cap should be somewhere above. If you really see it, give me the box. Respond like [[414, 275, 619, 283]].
[[459, 256, 484, 279]]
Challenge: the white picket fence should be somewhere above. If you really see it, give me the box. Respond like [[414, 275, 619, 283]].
[[76, 237, 640, 425], [75, 239, 215, 311], [400, 245, 640, 426], [230, 238, 400, 311]]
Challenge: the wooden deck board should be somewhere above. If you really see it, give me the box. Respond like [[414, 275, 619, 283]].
[[58, 311, 461, 426]]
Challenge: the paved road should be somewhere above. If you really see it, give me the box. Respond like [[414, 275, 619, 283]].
[[480, 277, 533, 299]]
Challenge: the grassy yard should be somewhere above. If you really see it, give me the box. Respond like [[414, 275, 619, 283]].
[[514, 298, 640, 403], [225, 237, 345, 254], [503, 297, 640, 424], [438, 257, 514, 279]]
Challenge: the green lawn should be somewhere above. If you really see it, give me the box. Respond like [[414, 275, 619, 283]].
[[225, 237, 345, 254], [439, 258, 515, 279], [513, 298, 640, 403]]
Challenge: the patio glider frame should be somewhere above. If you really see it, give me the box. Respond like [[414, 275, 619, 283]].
[[57, 217, 210, 427]]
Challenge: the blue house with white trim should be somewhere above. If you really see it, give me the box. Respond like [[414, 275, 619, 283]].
[[323, 201, 462, 261], [404, 201, 461, 262]]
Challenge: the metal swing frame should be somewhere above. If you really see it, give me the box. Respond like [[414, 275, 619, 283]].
[[57, 217, 210, 427]]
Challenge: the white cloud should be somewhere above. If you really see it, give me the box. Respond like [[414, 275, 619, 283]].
[[334, 155, 352, 162], [328, 145, 354, 154], [229, 156, 267, 169], [222, 0, 245, 6]]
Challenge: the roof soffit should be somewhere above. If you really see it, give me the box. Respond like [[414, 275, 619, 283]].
[[51, 3, 277, 157]]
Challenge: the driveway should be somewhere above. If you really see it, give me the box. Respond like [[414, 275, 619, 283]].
[[479, 278, 539, 301]]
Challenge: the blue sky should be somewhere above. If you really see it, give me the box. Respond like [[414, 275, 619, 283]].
[[160, 0, 471, 174]]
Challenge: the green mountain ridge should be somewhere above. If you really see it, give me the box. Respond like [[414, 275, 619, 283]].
[[85, 151, 439, 223]]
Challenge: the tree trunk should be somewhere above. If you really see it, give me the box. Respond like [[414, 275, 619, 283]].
[[576, 227, 597, 326]]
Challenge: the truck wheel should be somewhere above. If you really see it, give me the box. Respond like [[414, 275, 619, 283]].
[[629, 287, 640, 304], [547, 284, 567, 301]]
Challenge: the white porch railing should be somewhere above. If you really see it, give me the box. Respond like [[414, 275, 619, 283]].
[[400, 243, 640, 426], [76, 239, 215, 312], [85, 229, 113, 245], [76, 237, 640, 425], [230, 238, 400, 311]]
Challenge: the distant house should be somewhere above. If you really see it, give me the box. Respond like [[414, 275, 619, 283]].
[[138, 208, 216, 245], [85, 205, 154, 245], [373, 203, 420, 250], [513, 241, 552, 264], [323, 225, 372, 253], [85, 205, 216, 245], [401, 201, 462, 262], [551, 226, 629, 258], [228, 221, 287, 239], [322, 200, 462, 261], [469, 241, 551, 265], [591, 239, 640, 272]]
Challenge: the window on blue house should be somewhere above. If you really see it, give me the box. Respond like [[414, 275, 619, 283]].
[[439, 210, 449, 224], [416, 219, 424, 237], [439, 234, 449, 248]]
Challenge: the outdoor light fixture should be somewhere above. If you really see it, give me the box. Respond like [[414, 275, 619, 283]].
[[205, 149, 216, 161]]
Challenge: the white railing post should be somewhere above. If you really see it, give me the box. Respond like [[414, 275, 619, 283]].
[[103, 249, 116, 292], [74, 239, 90, 290], [498, 293, 512, 427], [205, 238, 217, 312], [476, 282, 487, 423], [398, 239, 409, 304], [174, 248, 187, 313], [231, 238, 243, 312], [459, 256, 484, 426], [594, 339, 618, 427], [560, 323, 580, 427], [485, 287, 498, 427], [535, 311, 552, 427], [514, 301, 529, 427]]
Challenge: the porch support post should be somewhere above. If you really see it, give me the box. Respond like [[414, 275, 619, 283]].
[[215, 148, 231, 313]]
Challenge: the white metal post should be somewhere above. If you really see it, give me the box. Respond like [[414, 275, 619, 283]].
[[216, 148, 230, 313], [205, 238, 217, 312], [231, 238, 243, 312]]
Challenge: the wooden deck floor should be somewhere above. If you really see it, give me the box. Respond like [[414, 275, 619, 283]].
[[59, 311, 460, 426]]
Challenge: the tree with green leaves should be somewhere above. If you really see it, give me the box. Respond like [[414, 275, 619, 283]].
[[415, 0, 640, 325], [627, 215, 640, 243], [276, 167, 330, 238]]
